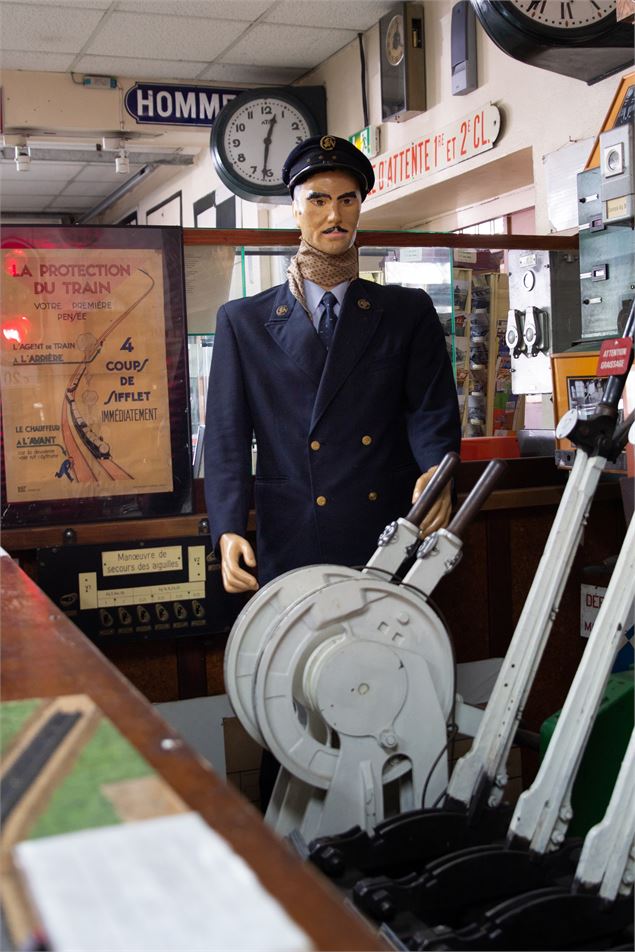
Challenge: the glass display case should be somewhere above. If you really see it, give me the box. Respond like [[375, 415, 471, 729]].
[[183, 229, 578, 458]]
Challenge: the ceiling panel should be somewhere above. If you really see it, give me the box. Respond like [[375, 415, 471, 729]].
[[115, 0, 271, 17], [198, 62, 303, 84], [47, 195, 101, 208], [74, 163, 146, 183], [0, 177, 60, 196], [1, 194, 57, 210], [223, 22, 356, 67], [264, 0, 394, 30], [59, 179, 118, 196], [0, 3, 105, 53], [1, 161, 88, 180], [0, 51, 74, 70], [74, 53, 210, 81], [85, 11, 248, 61], [0, 0, 110, 5]]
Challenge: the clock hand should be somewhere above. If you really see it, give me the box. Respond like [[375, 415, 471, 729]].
[[263, 113, 277, 146], [262, 114, 277, 179]]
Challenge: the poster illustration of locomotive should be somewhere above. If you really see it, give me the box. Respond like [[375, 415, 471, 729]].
[[1, 246, 173, 505]]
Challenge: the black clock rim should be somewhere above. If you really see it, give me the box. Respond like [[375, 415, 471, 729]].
[[210, 88, 320, 198], [472, 0, 619, 45]]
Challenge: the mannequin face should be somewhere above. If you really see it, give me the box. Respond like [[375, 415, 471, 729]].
[[292, 170, 362, 255]]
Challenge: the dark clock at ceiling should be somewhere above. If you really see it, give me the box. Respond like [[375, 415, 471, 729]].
[[471, 0, 634, 84]]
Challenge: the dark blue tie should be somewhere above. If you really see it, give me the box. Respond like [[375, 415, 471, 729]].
[[318, 291, 338, 349]]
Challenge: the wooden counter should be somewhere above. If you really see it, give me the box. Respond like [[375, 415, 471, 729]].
[[0, 552, 386, 952]]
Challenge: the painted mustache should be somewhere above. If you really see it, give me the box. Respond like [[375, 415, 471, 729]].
[[323, 226, 348, 234]]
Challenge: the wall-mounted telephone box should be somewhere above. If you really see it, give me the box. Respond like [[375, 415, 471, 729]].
[[507, 249, 581, 395]]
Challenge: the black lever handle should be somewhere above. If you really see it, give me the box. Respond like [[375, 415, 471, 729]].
[[405, 451, 460, 528], [447, 459, 507, 539]]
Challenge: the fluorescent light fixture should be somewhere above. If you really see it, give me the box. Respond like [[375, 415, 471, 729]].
[[15, 145, 31, 172], [115, 148, 130, 174]]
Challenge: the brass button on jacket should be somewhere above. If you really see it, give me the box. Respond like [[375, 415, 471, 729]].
[[316, 495, 327, 506], [368, 491, 379, 502], [361, 435, 373, 446], [310, 440, 321, 451]]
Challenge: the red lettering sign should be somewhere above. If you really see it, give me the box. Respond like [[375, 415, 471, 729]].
[[597, 337, 633, 377], [368, 104, 500, 199]]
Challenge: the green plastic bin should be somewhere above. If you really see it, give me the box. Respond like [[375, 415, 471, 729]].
[[539, 669, 633, 837]]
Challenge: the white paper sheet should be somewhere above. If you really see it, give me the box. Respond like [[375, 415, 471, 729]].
[[15, 812, 313, 952]]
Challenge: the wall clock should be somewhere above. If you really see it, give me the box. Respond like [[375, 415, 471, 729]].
[[385, 13, 406, 66], [471, 0, 634, 84], [379, 3, 427, 122], [210, 88, 321, 203]]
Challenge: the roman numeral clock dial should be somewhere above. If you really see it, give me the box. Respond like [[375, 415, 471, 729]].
[[211, 90, 319, 202], [511, 0, 615, 27], [471, 0, 633, 83]]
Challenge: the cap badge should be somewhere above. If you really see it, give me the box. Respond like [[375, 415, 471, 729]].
[[357, 298, 371, 310], [276, 305, 289, 316], [320, 135, 336, 151]]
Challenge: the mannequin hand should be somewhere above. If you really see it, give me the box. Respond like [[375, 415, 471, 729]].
[[411, 465, 453, 539], [219, 533, 259, 593]]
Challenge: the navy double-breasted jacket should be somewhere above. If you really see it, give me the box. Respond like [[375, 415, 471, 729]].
[[204, 277, 461, 585]]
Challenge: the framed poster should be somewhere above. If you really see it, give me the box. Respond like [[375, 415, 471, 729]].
[[0, 225, 192, 526]]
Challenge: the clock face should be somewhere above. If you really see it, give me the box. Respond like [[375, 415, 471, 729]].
[[508, 0, 614, 29], [385, 14, 405, 66], [472, 0, 631, 82], [212, 93, 315, 197]]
